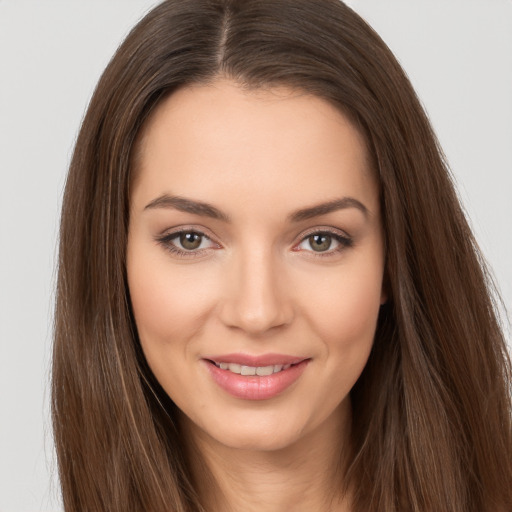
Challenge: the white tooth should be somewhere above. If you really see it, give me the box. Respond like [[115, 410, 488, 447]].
[[219, 362, 229, 370], [283, 364, 291, 370], [241, 365, 256, 376], [256, 365, 274, 376], [273, 365, 284, 373], [228, 363, 242, 374]]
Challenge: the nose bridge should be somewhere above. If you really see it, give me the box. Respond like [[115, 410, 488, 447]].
[[220, 244, 292, 334]]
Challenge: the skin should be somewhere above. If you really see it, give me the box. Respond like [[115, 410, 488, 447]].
[[127, 79, 386, 511]]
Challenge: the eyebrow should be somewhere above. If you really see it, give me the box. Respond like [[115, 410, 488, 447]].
[[144, 194, 231, 222], [288, 197, 369, 222], [144, 194, 368, 223]]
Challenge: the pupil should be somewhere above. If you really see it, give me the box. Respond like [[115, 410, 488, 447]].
[[309, 234, 331, 252], [180, 232, 202, 250]]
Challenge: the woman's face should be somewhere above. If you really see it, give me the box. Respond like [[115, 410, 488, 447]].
[[127, 80, 385, 452]]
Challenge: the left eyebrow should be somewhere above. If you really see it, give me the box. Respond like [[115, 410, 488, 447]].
[[288, 197, 369, 222]]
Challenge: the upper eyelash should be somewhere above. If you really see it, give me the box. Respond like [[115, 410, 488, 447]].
[[155, 227, 353, 258]]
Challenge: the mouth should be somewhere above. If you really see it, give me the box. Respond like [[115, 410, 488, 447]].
[[207, 360, 300, 376], [202, 354, 310, 400]]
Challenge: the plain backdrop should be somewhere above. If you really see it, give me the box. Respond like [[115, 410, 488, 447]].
[[0, 1, 511, 510]]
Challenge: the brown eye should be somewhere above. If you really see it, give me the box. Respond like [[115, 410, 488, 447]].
[[156, 229, 218, 257], [308, 234, 332, 252], [179, 232, 203, 250]]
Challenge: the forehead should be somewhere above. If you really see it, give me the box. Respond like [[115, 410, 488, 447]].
[[131, 80, 378, 217]]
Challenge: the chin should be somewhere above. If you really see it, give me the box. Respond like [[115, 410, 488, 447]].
[[211, 424, 305, 453], [188, 398, 348, 456], [179, 406, 310, 453]]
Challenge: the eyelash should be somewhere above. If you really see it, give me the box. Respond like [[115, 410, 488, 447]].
[[155, 228, 353, 259]]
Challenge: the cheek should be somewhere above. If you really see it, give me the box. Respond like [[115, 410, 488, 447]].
[[127, 244, 218, 348], [298, 252, 384, 356], [322, 282, 381, 343]]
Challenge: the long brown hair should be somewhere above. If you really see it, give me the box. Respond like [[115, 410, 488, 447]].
[[52, 1, 512, 510]]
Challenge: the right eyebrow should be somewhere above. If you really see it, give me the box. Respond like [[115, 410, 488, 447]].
[[143, 194, 231, 222]]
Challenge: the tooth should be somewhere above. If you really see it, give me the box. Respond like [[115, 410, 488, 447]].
[[241, 365, 256, 376], [218, 363, 292, 376], [228, 363, 242, 374], [256, 365, 274, 376]]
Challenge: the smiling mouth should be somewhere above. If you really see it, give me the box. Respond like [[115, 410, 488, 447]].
[[208, 361, 298, 376], [204, 357, 310, 400]]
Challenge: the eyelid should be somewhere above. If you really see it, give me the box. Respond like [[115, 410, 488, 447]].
[[157, 224, 219, 240], [297, 225, 352, 241]]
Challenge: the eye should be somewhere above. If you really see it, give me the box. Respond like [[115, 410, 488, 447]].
[[295, 230, 353, 255], [156, 229, 218, 256]]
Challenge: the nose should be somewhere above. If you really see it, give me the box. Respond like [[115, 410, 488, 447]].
[[218, 247, 294, 335]]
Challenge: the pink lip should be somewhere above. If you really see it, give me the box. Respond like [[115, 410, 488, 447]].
[[202, 354, 310, 401]]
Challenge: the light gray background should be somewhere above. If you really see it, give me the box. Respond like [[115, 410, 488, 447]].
[[1, 1, 511, 510]]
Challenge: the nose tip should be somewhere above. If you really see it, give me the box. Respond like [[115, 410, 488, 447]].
[[228, 300, 287, 335], [218, 255, 293, 335]]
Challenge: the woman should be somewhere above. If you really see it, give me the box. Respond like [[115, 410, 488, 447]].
[[52, 0, 512, 510]]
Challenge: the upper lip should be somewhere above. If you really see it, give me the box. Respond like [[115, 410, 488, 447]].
[[203, 353, 309, 367]]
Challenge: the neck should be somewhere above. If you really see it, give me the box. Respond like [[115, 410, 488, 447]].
[[181, 403, 353, 512]]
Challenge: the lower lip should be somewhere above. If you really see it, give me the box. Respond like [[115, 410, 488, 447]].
[[204, 360, 309, 400]]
